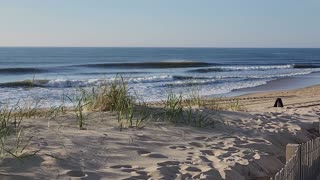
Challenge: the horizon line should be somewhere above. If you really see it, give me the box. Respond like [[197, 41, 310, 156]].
[[0, 46, 319, 49]]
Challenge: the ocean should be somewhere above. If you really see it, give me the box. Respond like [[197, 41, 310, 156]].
[[1, 47, 320, 107]]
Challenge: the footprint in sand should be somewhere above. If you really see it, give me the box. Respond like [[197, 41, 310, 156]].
[[123, 176, 146, 180], [137, 149, 168, 158], [148, 153, 168, 158], [200, 150, 214, 156], [110, 165, 132, 169], [65, 170, 88, 178], [137, 149, 151, 156], [121, 168, 137, 173], [198, 156, 212, 163], [135, 170, 148, 176], [157, 161, 180, 166], [188, 142, 204, 148], [193, 136, 212, 141], [63, 170, 102, 179], [168, 145, 193, 150], [184, 166, 202, 172], [224, 147, 240, 153], [126, 169, 150, 180], [110, 165, 150, 179]]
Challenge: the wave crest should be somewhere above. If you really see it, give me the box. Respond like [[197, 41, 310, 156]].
[[0, 80, 49, 87], [293, 64, 320, 69], [0, 67, 46, 75], [189, 64, 293, 73], [74, 61, 214, 69]]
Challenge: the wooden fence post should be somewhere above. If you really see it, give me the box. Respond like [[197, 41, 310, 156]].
[[286, 144, 299, 162]]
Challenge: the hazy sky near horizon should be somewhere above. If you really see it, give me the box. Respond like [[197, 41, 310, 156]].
[[0, 0, 319, 48]]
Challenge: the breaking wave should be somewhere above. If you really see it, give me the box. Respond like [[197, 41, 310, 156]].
[[189, 64, 293, 73], [73, 61, 215, 69], [189, 64, 320, 73]]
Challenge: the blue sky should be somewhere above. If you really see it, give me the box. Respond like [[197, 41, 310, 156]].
[[0, 0, 319, 47]]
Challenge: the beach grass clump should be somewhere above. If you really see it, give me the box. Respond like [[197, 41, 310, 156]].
[[67, 91, 90, 130], [79, 86, 110, 112], [228, 98, 245, 111], [19, 98, 42, 118], [0, 104, 12, 158], [109, 77, 135, 124], [90, 76, 136, 127], [0, 104, 14, 131], [160, 92, 215, 128], [163, 92, 184, 124], [191, 110, 211, 128], [1, 128, 39, 161], [0, 102, 24, 131], [185, 86, 205, 108], [45, 104, 66, 127], [108, 79, 153, 129], [132, 100, 152, 129], [0, 103, 39, 161], [81, 76, 133, 113], [71, 75, 148, 129], [205, 97, 223, 111], [185, 100, 214, 128], [46, 104, 66, 120], [117, 100, 152, 130], [2, 128, 39, 162]]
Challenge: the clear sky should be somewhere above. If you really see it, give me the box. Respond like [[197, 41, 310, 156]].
[[0, 0, 319, 48]]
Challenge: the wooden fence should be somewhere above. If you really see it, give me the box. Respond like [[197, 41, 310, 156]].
[[270, 137, 320, 180]]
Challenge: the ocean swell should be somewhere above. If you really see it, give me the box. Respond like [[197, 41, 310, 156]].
[[0, 67, 47, 75], [293, 64, 320, 69], [74, 61, 215, 69], [189, 64, 293, 73]]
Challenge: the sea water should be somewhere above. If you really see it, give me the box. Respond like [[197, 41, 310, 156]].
[[0, 47, 320, 107]]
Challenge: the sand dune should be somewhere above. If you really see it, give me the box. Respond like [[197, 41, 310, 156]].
[[1, 85, 320, 179]]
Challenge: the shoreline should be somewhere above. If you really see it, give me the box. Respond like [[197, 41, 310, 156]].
[[224, 72, 320, 97], [1, 71, 320, 107]]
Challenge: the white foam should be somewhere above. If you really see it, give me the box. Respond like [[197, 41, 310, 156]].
[[217, 64, 293, 71], [128, 75, 172, 83], [1, 65, 320, 106]]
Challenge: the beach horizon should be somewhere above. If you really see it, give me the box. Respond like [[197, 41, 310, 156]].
[[1, 47, 320, 179], [2, 1, 320, 179]]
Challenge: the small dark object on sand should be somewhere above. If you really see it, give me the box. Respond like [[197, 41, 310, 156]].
[[274, 98, 284, 107]]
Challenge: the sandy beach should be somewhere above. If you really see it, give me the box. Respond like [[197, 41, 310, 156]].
[[1, 85, 320, 180], [1, 1, 320, 179]]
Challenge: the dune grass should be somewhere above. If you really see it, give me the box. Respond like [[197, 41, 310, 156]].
[[1, 77, 244, 132], [228, 98, 245, 111], [185, 86, 204, 108], [98, 76, 150, 129], [163, 92, 184, 124], [0, 74, 247, 163], [0, 103, 39, 161], [68, 75, 149, 129], [66, 90, 91, 130], [161, 91, 215, 128]]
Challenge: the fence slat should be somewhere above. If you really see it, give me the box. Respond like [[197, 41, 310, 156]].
[[270, 137, 320, 180]]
